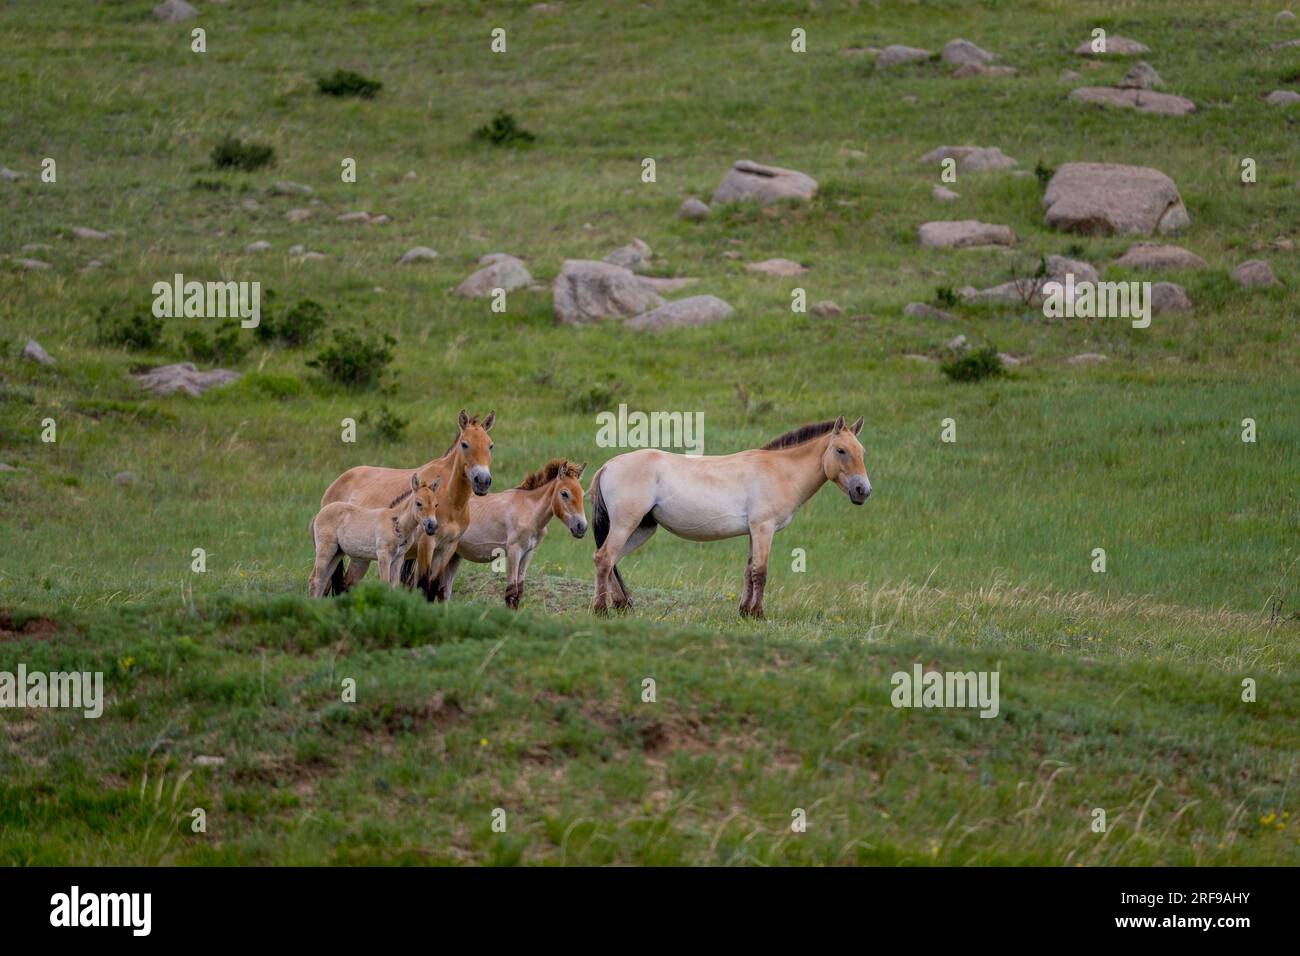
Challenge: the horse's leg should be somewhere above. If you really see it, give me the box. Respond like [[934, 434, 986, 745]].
[[437, 552, 462, 602], [342, 556, 371, 589], [741, 523, 775, 619], [504, 547, 523, 609], [739, 541, 755, 614], [594, 520, 639, 614], [377, 549, 396, 588], [609, 524, 656, 607], [416, 534, 439, 600], [513, 546, 538, 610], [309, 527, 342, 598]]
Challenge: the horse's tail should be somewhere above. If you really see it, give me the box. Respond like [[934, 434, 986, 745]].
[[309, 511, 347, 597], [590, 465, 627, 598]]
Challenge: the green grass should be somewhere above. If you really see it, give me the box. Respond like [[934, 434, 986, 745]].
[[1, 0, 1298, 865]]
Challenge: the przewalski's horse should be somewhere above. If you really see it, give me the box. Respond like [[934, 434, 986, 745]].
[[439, 459, 588, 609], [308, 473, 441, 597], [589, 416, 870, 618], [319, 410, 495, 599]]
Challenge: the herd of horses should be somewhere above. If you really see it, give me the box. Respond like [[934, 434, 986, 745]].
[[308, 410, 872, 617]]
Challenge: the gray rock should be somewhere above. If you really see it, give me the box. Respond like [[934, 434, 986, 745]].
[[918, 220, 1016, 248], [998, 352, 1023, 366], [456, 255, 533, 297], [1046, 255, 1101, 285], [1279, 10, 1297, 21], [625, 295, 735, 331], [336, 211, 371, 223], [942, 38, 996, 66], [918, 145, 1017, 172], [932, 185, 961, 201], [1118, 61, 1162, 89], [1070, 86, 1195, 116], [961, 258, 1098, 307], [245, 240, 273, 252], [134, 363, 239, 397], [0, 463, 18, 472], [296, 251, 328, 262], [285, 208, 313, 223], [712, 160, 818, 204], [1067, 352, 1109, 364], [950, 63, 1019, 78], [14, 258, 51, 270], [811, 301, 843, 317], [603, 238, 652, 271], [877, 45, 932, 67], [553, 260, 665, 325], [1, 167, 24, 182], [946, 334, 968, 351], [269, 181, 313, 196], [113, 471, 137, 486], [288, 244, 305, 256], [635, 276, 699, 294], [679, 197, 711, 220], [904, 302, 957, 321], [398, 246, 439, 264], [1043, 162, 1190, 236], [72, 226, 110, 240], [1265, 90, 1300, 105], [22, 339, 55, 366], [153, 0, 198, 23], [1150, 282, 1192, 314], [1073, 35, 1149, 56], [1230, 259, 1279, 287], [746, 258, 808, 276], [1114, 243, 1206, 270]]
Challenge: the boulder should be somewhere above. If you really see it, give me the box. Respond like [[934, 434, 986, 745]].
[[397, 246, 439, 264], [678, 198, 711, 220], [553, 260, 665, 325], [455, 255, 532, 297], [877, 45, 932, 67], [918, 220, 1016, 248], [134, 363, 239, 397], [1150, 282, 1192, 314], [21, 339, 55, 366], [941, 39, 996, 66], [1114, 243, 1206, 270], [932, 185, 961, 201], [746, 258, 808, 276], [625, 296, 735, 331], [712, 160, 818, 204], [1265, 90, 1300, 105], [1073, 35, 1149, 56], [918, 145, 1017, 171], [1230, 259, 1279, 287], [1042, 162, 1190, 235], [1069, 87, 1195, 116], [1118, 61, 1162, 89], [603, 238, 652, 271]]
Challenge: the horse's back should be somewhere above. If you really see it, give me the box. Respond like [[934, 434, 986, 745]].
[[322, 465, 418, 509]]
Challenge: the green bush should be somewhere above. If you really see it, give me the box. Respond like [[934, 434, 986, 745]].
[[473, 110, 536, 146], [256, 298, 326, 347], [237, 372, 304, 401], [95, 307, 165, 351], [307, 329, 395, 389], [182, 320, 252, 366], [941, 345, 1005, 383], [317, 69, 383, 98], [360, 404, 408, 442], [211, 135, 275, 172]]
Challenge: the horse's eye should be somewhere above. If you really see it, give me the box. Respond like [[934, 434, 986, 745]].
[[416, 501, 423, 508], [561, 491, 569, 499], [836, 447, 846, 455], [461, 441, 468, 450], [489, 444, 494, 452]]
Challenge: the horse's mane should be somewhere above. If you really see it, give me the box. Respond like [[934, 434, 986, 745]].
[[387, 488, 414, 508], [762, 419, 838, 450], [517, 458, 582, 490]]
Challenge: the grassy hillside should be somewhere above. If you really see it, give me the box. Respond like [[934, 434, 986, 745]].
[[1, 0, 1297, 864]]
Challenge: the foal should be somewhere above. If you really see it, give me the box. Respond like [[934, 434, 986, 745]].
[[590, 415, 871, 618], [308, 473, 440, 597], [439, 459, 587, 608]]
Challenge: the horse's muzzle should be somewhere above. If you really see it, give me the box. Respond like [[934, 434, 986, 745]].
[[848, 477, 872, 505], [423, 518, 438, 535], [568, 516, 589, 538], [470, 467, 492, 495]]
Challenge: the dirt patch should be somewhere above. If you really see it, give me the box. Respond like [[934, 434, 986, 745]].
[[0, 612, 58, 642]]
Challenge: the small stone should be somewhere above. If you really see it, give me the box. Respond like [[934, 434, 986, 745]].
[[1, 167, 24, 182], [72, 226, 111, 240], [919, 145, 1017, 172], [1114, 243, 1206, 271], [877, 45, 932, 67], [746, 258, 808, 276], [625, 295, 735, 331], [1230, 259, 1279, 287], [950, 63, 1019, 78], [0, 463, 17, 472], [1070, 87, 1195, 116], [946, 334, 968, 351], [269, 181, 313, 196], [998, 353, 1023, 366], [811, 301, 842, 318], [337, 211, 371, 223], [15, 258, 51, 271], [455, 255, 533, 297], [22, 339, 55, 366], [194, 755, 226, 767], [285, 208, 312, 223], [113, 471, 137, 486], [1265, 90, 1300, 105], [134, 363, 239, 397], [368, 214, 391, 225], [904, 302, 957, 321], [1118, 61, 1162, 89], [287, 244, 305, 256], [679, 197, 711, 220], [553, 260, 665, 324], [1150, 282, 1192, 314], [153, 0, 198, 23], [932, 185, 960, 201], [245, 240, 272, 252], [712, 160, 818, 204], [1067, 353, 1109, 364], [398, 246, 439, 264], [297, 251, 328, 262], [941, 38, 996, 66], [604, 238, 652, 271], [918, 220, 1016, 248], [1073, 35, 1149, 56]]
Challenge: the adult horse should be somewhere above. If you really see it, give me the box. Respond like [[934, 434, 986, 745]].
[[589, 415, 870, 618], [319, 409, 495, 600]]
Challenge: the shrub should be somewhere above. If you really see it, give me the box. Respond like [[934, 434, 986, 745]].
[[182, 320, 252, 366], [211, 135, 275, 172], [473, 110, 536, 147], [256, 298, 326, 347], [96, 307, 165, 351], [567, 380, 619, 414], [238, 372, 304, 401], [941, 345, 1005, 383], [1034, 160, 1055, 190], [307, 329, 395, 389], [360, 404, 408, 442], [934, 285, 961, 309], [317, 69, 383, 99]]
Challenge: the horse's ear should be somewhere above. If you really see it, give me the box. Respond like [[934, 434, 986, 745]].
[[576, 461, 587, 478], [832, 415, 846, 434], [458, 409, 469, 431], [431, 476, 442, 493], [482, 410, 495, 432], [411, 472, 421, 492], [850, 416, 864, 436]]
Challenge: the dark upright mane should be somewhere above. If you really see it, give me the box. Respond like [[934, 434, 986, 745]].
[[762, 420, 837, 450], [517, 458, 581, 490], [387, 488, 414, 508]]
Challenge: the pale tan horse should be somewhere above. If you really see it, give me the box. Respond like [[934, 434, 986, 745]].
[[308, 473, 440, 597], [437, 459, 588, 608], [589, 416, 870, 617], [319, 410, 495, 600]]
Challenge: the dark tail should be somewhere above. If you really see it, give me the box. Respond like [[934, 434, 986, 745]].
[[591, 467, 627, 598]]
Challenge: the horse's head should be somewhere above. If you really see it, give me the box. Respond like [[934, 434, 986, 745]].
[[455, 409, 495, 495], [409, 472, 442, 536], [821, 415, 871, 505], [552, 461, 588, 538]]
